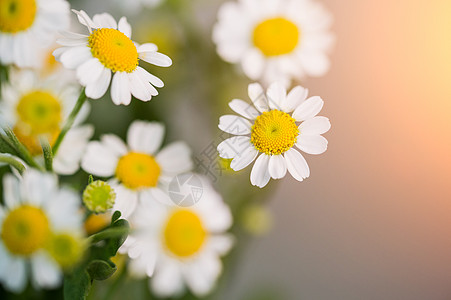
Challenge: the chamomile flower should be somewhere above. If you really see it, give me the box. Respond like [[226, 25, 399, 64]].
[[0, 69, 93, 175], [213, 0, 334, 85], [0, 169, 84, 292], [54, 10, 172, 105], [81, 120, 193, 218], [217, 82, 331, 188], [0, 0, 70, 67], [120, 175, 233, 297]]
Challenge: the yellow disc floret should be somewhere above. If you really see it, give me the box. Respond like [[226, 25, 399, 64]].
[[0, 0, 36, 33], [251, 110, 299, 155], [1, 205, 50, 256], [88, 28, 139, 73], [253, 17, 300, 56], [164, 209, 207, 258], [46, 233, 83, 269], [116, 152, 161, 190]]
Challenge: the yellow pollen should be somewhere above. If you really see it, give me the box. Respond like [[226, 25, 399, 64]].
[[0, 0, 36, 33], [13, 124, 60, 156], [251, 110, 299, 155], [46, 233, 83, 269], [164, 210, 207, 258], [1, 205, 50, 256], [115, 152, 161, 190], [88, 28, 139, 73], [253, 17, 300, 56]]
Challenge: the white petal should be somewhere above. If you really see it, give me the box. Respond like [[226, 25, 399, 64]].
[[250, 154, 271, 188], [128, 71, 154, 101], [76, 58, 104, 86], [218, 115, 252, 135], [3, 257, 27, 293], [296, 135, 328, 155], [156, 142, 193, 175], [282, 85, 309, 113], [292, 96, 324, 121], [266, 82, 287, 110], [100, 134, 128, 156], [59, 46, 92, 69], [299, 52, 330, 77], [217, 136, 252, 159], [139, 51, 172, 67], [92, 13, 117, 29], [127, 121, 164, 154], [23, 171, 57, 207], [72, 9, 96, 29], [248, 82, 269, 113], [31, 252, 61, 289], [137, 43, 158, 52], [230, 145, 258, 171], [268, 155, 287, 179], [118, 17, 132, 38], [112, 185, 138, 218], [151, 260, 184, 298], [3, 174, 21, 209], [111, 72, 131, 105], [228, 99, 259, 119], [241, 48, 264, 80], [81, 142, 119, 177], [56, 37, 87, 46], [135, 66, 164, 88], [284, 148, 310, 181], [299, 116, 331, 135], [85, 67, 111, 99]]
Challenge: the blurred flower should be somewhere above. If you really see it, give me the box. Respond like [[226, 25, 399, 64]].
[[218, 82, 331, 187], [241, 203, 273, 236], [0, 0, 70, 68], [111, 0, 164, 15], [81, 121, 193, 218], [0, 169, 84, 292], [54, 10, 172, 105], [84, 213, 110, 235], [213, 0, 334, 86], [120, 175, 233, 297], [0, 69, 93, 175], [83, 180, 116, 213]]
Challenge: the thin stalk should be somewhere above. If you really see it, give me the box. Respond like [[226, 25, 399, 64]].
[[40, 137, 53, 172], [52, 88, 87, 156], [2, 127, 43, 170], [0, 154, 25, 174]]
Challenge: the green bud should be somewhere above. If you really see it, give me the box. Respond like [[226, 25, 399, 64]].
[[83, 180, 116, 213]]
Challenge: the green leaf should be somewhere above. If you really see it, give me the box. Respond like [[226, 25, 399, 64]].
[[88, 174, 94, 184], [87, 259, 117, 281], [0, 134, 19, 156], [111, 210, 121, 223], [64, 268, 91, 300]]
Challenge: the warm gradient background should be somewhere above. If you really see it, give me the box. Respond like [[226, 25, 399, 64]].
[[221, 0, 451, 299]]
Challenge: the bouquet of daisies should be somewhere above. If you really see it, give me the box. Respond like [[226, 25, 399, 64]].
[[0, 0, 333, 299]]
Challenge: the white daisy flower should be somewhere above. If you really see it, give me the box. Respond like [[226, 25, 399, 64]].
[[120, 175, 233, 297], [54, 10, 172, 105], [0, 0, 70, 68], [213, 0, 334, 85], [0, 69, 93, 175], [0, 169, 84, 292], [217, 82, 331, 188], [81, 120, 193, 218]]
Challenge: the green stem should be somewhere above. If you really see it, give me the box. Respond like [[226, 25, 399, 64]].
[[40, 137, 53, 172], [0, 154, 25, 174], [87, 227, 130, 244], [2, 128, 43, 170], [52, 88, 87, 156]]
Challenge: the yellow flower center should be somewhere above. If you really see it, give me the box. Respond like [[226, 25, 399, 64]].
[[88, 28, 139, 73], [115, 152, 161, 190], [1, 205, 50, 256], [253, 17, 300, 56], [164, 209, 207, 258], [0, 0, 36, 33], [84, 214, 109, 235], [251, 110, 299, 155], [46, 233, 83, 268]]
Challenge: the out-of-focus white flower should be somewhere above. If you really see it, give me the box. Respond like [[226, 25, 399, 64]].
[[120, 175, 233, 297], [111, 0, 164, 15], [54, 10, 172, 105], [217, 82, 331, 188], [213, 0, 334, 86], [0, 0, 70, 68], [0, 170, 84, 292], [0, 69, 93, 175], [81, 120, 193, 218]]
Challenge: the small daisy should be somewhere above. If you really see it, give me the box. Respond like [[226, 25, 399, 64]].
[[0, 0, 70, 67], [213, 0, 334, 85], [81, 120, 193, 218], [120, 175, 233, 297], [217, 82, 331, 188], [0, 169, 84, 292], [54, 10, 172, 105], [0, 69, 93, 175]]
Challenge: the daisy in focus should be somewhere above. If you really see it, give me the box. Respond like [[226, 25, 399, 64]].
[[120, 175, 233, 297], [0, 170, 84, 292], [213, 0, 334, 86], [0, 0, 70, 67], [0, 69, 93, 175], [54, 10, 172, 105], [81, 120, 193, 218], [217, 82, 331, 188]]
